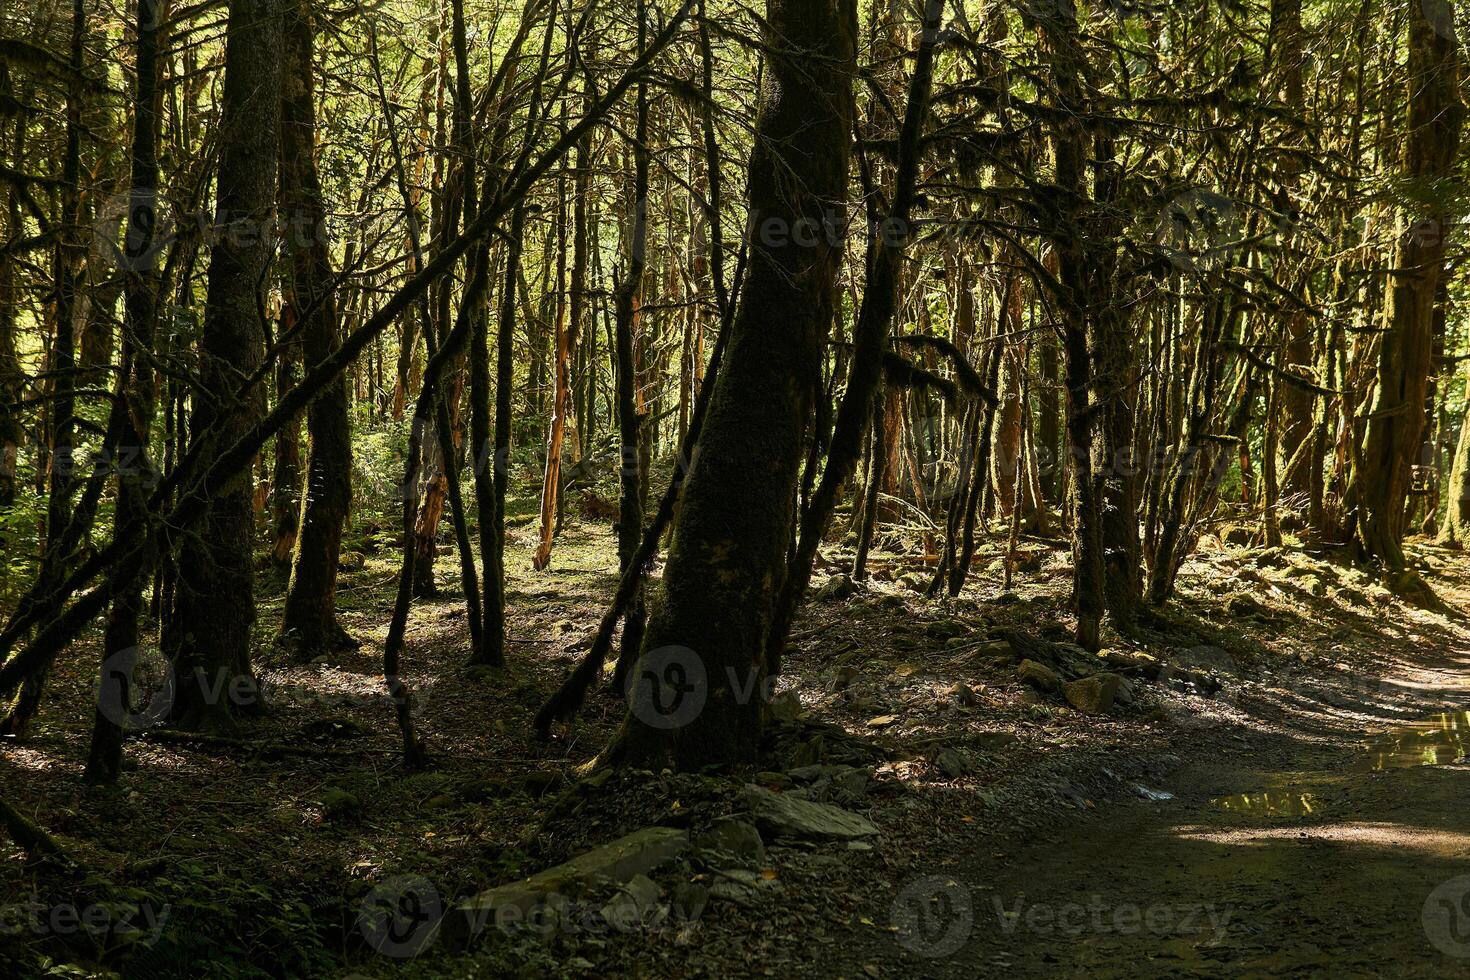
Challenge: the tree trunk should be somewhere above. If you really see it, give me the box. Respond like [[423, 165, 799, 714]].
[[615, 0, 856, 770], [169, 0, 282, 731], [612, 8, 651, 674], [84, 0, 165, 784], [277, 1, 356, 658], [1358, 0, 1461, 569], [1439, 363, 1470, 547]]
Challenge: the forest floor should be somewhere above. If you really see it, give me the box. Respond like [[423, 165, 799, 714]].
[[4, 497, 1470, 978]]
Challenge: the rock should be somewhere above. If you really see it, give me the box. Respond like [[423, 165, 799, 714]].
[[739, 785, 878, 841], [1131, 784, 1174, 802], [925, 619, 967, 640], [832, 665, 861, 690], [1062, 673, 1121, 715], [817, 573, 856, 602], [973, 731, 1018, 751], [830, 767, 871, 803], [930, 746, 973, 779], [767, 689, 803, 723], [444, 827, 690, 947], [899, 571, 929, 592], [708, 868, 780, 907], [694, 818, 766, 870], [948, 682, 980, 707], [600, 874, 664, 931], [787, 764, 870, 804], [1252, 548, 1285, 568], [974, 639, 1015, 660], [338, 551, 367, 572], [318, 787, 361, 822], [669, 881, 709, 923], [1102, 649, 1161, 678], [1017, 659, 1060, 692], [1225, 593, 1265, 617], [866, 714, 899, 728]]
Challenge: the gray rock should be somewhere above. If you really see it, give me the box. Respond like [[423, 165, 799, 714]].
[[708, 868, 780, 907], [931, 746, 973, 779], [739, 785, 878, 841], [444, 826, 689, 947], [787, 764, 871, 804], [694, 817, 766, 870], [669, 881, 709, 923], [599, 874, 664, 932]]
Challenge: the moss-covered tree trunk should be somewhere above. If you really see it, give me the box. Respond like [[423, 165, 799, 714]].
[[616, 0, 856, 770], [277, 0, 355, 658], [1440, 366, 1470, 547], [84, 0, 164, 784], [169, 0, 282, 730], [1358, 0, 1461, 569]]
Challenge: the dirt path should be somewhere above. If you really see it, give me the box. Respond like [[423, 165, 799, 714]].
[[857, 583, 1470, 977]]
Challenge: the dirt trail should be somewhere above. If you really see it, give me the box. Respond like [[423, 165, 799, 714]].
[[849, 589, 1470, 978]]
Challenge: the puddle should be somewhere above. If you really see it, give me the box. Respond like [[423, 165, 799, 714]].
[[1210, 791, 1320, 817], [1357, 711, 1470, 771]]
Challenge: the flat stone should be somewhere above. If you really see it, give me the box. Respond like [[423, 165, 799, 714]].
[[444, 826, 689, 947], [599, 874, 664, 932], [694, 817, 766, 870], [708, 868, 780, 907], [740, 785, 878, 841]]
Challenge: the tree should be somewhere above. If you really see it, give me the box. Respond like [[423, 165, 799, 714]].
[[276, 0, 356, 658], [168, 0, 283, 729], [614, 0, 857, 769], [1358, 0, 1462, 570]]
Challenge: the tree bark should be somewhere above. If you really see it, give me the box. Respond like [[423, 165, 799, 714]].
[[168, 0, 282, 730], [1358, 0, 1461, 569], [277, 0, 356, 658], [84, 0, 165, 784], [615, 0, 856, 770]]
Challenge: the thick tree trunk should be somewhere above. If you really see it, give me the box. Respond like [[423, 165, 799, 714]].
[[169, 0, 282, 731], [1358, 0, 1461, 569], [615, 0, 856, 770], [767, 0, 943, 658], [277, 1, 356, 658]]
